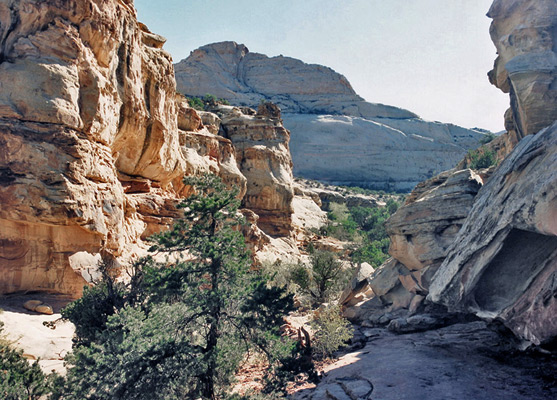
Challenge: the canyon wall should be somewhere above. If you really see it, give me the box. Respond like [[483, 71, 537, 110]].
[[0, 0, 294, 297], [175, 41, 490, 191], [428, 0, 557, 345], [345, 0, 557, 346]]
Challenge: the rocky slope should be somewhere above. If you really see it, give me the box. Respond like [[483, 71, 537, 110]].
[[175, 41, 490, 191], [0, 0, 298, 297], [340, 0, 557, 345], [302, 1, 556, 396]]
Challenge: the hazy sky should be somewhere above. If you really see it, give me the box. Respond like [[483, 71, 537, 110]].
[[134, 0, 508, 132]]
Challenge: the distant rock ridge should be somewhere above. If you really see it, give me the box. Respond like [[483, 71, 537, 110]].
[[175, 41, 417, 120], [175, 41, 490, 190]]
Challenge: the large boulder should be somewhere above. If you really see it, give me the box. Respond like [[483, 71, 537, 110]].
[[429, 122, 557, 345]]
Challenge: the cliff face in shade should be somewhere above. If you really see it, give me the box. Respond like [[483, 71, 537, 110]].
[[175, 41, 490, 191], [428, 122, 557, 345]]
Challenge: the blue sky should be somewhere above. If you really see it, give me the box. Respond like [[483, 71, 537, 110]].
[[134, 0, 508, 132]]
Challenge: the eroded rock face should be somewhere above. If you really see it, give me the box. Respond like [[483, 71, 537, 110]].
[[0, 0, 246, 297], [429, 122, 557, 345], [342, 169, 484, 322], [488, 0, 557, 138], [175, 41, 490, 190], [217, 105, 295, 237], [387, 169, 483, 285], [175, 41, 416, 120]]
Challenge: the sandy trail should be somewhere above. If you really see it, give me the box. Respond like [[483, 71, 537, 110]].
[[0, 293, 75, 374]]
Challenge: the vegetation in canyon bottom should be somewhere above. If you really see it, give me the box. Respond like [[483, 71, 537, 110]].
[[1, 176, 402, 399], [0, 175, 317, 400]]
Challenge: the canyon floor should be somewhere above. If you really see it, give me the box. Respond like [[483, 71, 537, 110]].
[[2, 293, 555, 399], [0, 293, 75, 375], [292, 321, 556, 400]]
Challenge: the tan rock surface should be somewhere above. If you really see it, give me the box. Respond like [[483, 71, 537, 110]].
[[218, 105, 295, 237], [175, 41, 492, 190], [341, 169, 483, 322], [0, 0, 245, 297], [175, 41, 416, 120], [429, 122, 557, 345], [488, 0, 557, 138], [387, 169, 483, 275]]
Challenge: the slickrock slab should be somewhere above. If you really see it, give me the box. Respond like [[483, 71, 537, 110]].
[[292, 322, 556, 400]]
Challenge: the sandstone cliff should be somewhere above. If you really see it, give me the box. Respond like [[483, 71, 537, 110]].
[[0, 0, 295, 297], [427, 0, 557, 346], [216, 104, 295, 237], [175, 41, 491, 191], [343, 0, 557, 346]]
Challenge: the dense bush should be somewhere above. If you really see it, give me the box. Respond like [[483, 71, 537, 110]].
[[322, 199, 400, 268], [310, 305, 353, 359], [187, 94, 230, 111], [468, 148, 497, 169], [289, 251, 349, 306]]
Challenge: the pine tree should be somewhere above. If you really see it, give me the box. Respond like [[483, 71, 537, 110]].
[[59, 174, 298, 399]]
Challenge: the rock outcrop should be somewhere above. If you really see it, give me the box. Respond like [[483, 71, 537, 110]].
[[0, 0, 288, 297], [487, 0, 557, 139], [426, 0, 557, 346], [175, 41, 416, 120], [429, 122, 557, 345], [175, 41, 491, 191], [216, 104, 295, 237], [342, 168, 484, 322]]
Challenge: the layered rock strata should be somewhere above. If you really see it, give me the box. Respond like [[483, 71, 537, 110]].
[[429, 122, 557, 345], [487, 0, 557, 139], [0, 0, 294, 297], [426, 0, 557, 346], [216, 104, 295, 237], [342, 168, 484, 321], [175, 41, 491, 190]]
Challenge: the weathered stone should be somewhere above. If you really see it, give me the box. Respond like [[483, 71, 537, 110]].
[[175, 41, 492, 190], [23, 300, 53, 315], [340, 262, 375, 306], [488, 0, 557, 138], [367, 258, 403, 297], [218, 105, 295, 237], [387, 169, 483, 273], [429, 122, 557, 345], [177, 100, 203, 131]]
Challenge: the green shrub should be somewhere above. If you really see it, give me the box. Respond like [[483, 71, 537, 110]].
[[59, 175, 300, 399], [289, 251, 350, 306], [468, 148, 497, 169], [310, 305, 353, 359], [187, 96, 204, 111]]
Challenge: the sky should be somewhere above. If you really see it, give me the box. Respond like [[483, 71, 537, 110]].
[[134, 0, 509, 132]]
